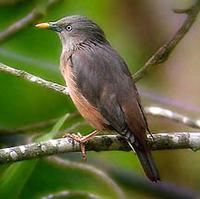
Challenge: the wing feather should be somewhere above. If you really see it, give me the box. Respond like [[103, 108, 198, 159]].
[[72, 43, 148, 145]]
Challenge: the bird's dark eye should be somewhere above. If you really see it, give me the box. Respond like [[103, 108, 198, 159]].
[[66, 25, 72, 31]]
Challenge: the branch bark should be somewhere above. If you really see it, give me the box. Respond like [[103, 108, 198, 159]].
[[0, 63, 69, 95], [145, 106, 200, 129], [133, 0, 200, 81], [1, 132, 200, 164]]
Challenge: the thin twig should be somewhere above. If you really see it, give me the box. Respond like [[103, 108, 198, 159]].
[[1, 132, 200, 164], [0, 62, 69, 95], [145, 106, 200, 129], [40, 190, 101, 199], [0, 118, 58, 135], [0, 0, 62, 44], [0, 112, 79, 136], [1, 106, 199, 136], [133, 0, 200, 81]]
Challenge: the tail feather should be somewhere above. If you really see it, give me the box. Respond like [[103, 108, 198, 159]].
[[128, 139, 160, 182]]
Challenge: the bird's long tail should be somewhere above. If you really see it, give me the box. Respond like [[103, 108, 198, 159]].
[[127, 137, 160, 182]]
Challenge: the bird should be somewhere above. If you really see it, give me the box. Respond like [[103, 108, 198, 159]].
[[36, 15, 160, 182]]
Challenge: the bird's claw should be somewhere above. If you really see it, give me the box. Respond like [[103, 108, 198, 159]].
[[63, 132, 87, 161]]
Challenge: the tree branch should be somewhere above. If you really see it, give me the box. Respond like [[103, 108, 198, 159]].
[[40, 190, 101, 199], [0, 0, 62, 44], [133, 0, 200, 81], [0, 106, 199, 136], [0, 132, 200, 164], [0, 62, 69, 95], [145, 106, 200, 129]]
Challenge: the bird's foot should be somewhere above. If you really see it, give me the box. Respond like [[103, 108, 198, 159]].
[[63, 130, 99, 161], [63, 132, 87, 160]]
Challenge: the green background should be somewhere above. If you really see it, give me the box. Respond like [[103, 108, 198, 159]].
[[0, 0, 200, 198]]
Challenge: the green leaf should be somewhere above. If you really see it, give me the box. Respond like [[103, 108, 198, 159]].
[[36, 113, 70, 142], [0, 113, 70, 198]]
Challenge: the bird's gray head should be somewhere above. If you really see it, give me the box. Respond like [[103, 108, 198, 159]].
[[36, 15, 107, 51]]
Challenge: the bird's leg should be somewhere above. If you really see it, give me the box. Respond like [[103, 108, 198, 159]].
[[64, 130, 99, 160], [79, 130, 99, 142]]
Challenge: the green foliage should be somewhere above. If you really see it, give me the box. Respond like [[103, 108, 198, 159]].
[[0, 113, 69, 198]]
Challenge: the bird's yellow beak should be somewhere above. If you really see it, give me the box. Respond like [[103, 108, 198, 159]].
[[35, 21, 61, 32], [35, 22, 50, 29]]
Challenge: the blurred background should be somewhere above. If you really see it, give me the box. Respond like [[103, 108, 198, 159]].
[[0, 0, 200, 198]]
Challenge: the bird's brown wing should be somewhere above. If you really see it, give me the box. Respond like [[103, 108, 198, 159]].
[[71, 43, 160, 181], [71, 44, 148, 145]]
